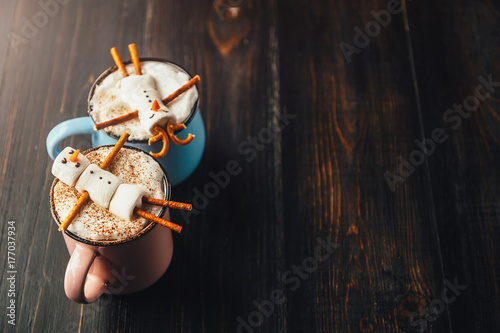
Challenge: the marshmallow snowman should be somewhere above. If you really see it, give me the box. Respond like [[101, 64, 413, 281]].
[[52, 147, 150, 220], [120, 74, 174, 135]]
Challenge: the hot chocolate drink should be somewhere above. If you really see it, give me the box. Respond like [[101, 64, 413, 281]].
[[89, 60, 199, 141], [51, 146, 166, 241]]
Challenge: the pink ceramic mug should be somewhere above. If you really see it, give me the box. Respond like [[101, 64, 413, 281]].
[[49, 147, 174, 304]]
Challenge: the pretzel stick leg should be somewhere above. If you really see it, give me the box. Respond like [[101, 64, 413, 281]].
[[142, 197, 192, 211], [111, 47, 128, 77], [149, 132, 162, 144], [167, 122, 195, 145], [149, 126, 169, 159], [58, 191, 89, 232], [134, 208, 182, 233], [128, 43, 142, 75], [93, 111, 139, 131], [172, 124, 186, 131], [162, 75, 201, 105]]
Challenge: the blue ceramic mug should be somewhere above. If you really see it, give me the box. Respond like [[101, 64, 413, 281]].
[[46, 58, 205, 186]]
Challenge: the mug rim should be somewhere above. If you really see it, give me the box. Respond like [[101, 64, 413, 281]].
[[49, 145, 171, 247], [87, 57, 200, 144]]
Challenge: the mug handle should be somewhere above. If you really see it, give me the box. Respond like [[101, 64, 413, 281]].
[[64, 244, 108, 303], [46, 117, 95, 160]]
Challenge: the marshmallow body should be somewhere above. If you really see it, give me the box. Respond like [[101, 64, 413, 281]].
[[109, 184, 148, 220], [120, 74, 174, 135], [52, 147, 91, 186], [75, 164, 122, 209]]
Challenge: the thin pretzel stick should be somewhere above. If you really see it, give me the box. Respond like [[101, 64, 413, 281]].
[[162, 75, 200, 105], [149, 126, 169, 159], [70, 149, 80, 162], [100, 132, 130, 170], [149, 132, 162, 143], [142, 197, 192, 211], [128, 43, 142, 75], [149, 124, 184, 142], [148, 123, 182, 143], [93, 110, 139, 131], [167, 122, 195, 145], [111, 47, 128, 77], [148, 124, 186, 144], [134, 208, 182, 233], [172, 124, 186, 131], [58, 191, 89, 232]]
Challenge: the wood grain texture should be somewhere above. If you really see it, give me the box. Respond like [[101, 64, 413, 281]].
[[0, 0, 18, 84], [407, 0, 500, 331], [0, 0, 498, 332], [278, 0, 449, 332]]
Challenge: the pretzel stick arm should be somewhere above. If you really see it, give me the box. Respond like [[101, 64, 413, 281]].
[[162, 75, 200, 105], [100, 132, 130, 169], [93, 111, 139, 131]]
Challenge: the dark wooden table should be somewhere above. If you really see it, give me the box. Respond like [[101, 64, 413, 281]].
[[1, 0, 500, 332]]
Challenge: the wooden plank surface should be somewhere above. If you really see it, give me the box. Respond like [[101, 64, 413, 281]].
[[0, 0, 17, 84], [407, 0, 500, 331], [277, 0, 450, 332], [0, 0, 498, 332]]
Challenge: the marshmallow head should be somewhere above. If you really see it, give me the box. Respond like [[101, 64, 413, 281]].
[[52, 147, 91, 186], [138, 107, 173, 135], [109, 184, 148, 220], [75, 164, 122, 209]]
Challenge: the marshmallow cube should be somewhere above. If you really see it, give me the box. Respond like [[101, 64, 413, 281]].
[[120, 74, 175, 135], [75, 164, 122, 209], [52, 147, 91, 186], [109, 184, 149, 220]]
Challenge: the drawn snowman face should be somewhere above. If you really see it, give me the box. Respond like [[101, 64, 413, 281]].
[[51, 147, 91, 186], [75, 164, 122, 209], [120, 74, 174, 135]]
